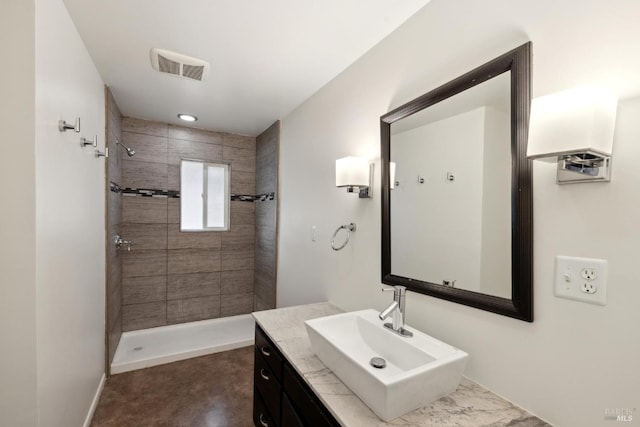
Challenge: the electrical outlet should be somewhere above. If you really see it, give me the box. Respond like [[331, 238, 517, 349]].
[[555, 256, 608, 306], [581, 268, 597, 281]]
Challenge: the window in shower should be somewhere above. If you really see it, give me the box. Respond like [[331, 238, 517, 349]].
[[180, 159, 230, 231]]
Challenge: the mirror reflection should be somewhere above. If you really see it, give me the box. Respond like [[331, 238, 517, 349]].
[[390, 72, 511, 298]]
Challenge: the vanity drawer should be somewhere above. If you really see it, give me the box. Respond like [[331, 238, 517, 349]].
[[253, 390, 277, 427], [282, 364, 339, 427], [255, 325, 284, 382], [254, 347, 282, 423]]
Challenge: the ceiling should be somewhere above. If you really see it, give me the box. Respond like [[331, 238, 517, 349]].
[[63, 0, 430, 136]]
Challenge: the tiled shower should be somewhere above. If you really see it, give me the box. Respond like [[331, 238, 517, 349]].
[[105, 88, 279, 370]]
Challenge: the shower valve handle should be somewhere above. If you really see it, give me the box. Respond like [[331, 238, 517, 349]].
[[115, 235, 132, 252]]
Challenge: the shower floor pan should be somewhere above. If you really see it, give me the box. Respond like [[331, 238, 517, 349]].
[[111, 314, 255, 374]]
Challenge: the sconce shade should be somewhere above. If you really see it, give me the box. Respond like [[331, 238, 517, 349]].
[[527, 87, 617, 159], [336, 156, 369, 187]]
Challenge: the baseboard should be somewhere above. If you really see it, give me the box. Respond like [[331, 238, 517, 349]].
[[82, 373, 106, 427]]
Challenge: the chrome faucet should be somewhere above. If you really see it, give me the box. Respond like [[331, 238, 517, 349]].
[[379, 286, 413, 337]]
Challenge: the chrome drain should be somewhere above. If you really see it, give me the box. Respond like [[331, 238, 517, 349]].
[[369, 357, 386, 369]]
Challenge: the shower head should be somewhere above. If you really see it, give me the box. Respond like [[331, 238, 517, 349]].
[[115, 139, 136, 157]]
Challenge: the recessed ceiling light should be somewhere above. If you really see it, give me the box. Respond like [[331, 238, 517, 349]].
[[178, 113, 197, 122]]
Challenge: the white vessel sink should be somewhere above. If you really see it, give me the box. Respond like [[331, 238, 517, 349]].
[[304, 309, 468, 421]]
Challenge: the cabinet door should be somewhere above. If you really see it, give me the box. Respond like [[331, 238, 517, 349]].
[[281, 394, 304, 427], [253, 390, 277, 427], [254, 347, 282, 423], [283, 365, 340, 427], [255, 325, 284, 382]]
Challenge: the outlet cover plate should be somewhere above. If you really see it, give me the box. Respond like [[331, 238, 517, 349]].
[[554, 256, 608, 306]]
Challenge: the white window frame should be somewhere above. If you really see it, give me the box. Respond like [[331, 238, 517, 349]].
[[180, 159, 230, 232]]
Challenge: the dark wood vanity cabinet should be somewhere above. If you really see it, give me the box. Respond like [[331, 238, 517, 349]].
[[253, 325, 340, 427]]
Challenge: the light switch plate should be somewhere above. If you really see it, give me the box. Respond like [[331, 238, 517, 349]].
[[554, 256, 608, 305]]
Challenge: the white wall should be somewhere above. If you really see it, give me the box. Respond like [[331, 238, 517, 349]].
[[0, 1, 106, 426], [391, 108, 485, 291], [278, 1, 640, 425], [35, 0, 106, 425], [0, 1, 39, 426]]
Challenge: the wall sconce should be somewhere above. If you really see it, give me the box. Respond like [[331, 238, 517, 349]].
[[527, 87, 617, 184], [336, 156, 373, 198]]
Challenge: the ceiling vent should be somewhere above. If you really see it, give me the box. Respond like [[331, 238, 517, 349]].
[[150, 48, 209, 82]]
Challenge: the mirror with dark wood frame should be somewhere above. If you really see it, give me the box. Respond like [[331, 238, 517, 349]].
[[380, 42, 533, 322]]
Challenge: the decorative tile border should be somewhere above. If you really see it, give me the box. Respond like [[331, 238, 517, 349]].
[[121, 188, 180, 198], [109, 182, 122, 193], [111, 182, 275, 202], [256, 192, 276, 201], [231, 192, 275, 202], [230, 194, 256, 202]]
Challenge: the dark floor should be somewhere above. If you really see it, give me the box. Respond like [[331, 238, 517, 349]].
[[91, 346, 254, 427]]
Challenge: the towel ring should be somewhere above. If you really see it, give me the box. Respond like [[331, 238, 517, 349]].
[[331, 223, 357, 251]]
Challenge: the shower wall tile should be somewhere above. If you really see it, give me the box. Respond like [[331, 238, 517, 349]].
[[220, 292, 254, 317], [230, 201, 255, 226], [167, 296, 221, 324], [123, 197, 168, 224], [230, 171, 256, 195], [253, 296, 272, 313], [168, 198, 180, 224], [108, 306, 122, 364], [108, 129, 122, 185], [168, 224, 222, 250], [122, 250, 167, 278], [254, 274, 276, 308], [221, 245, 255, 271], [256, 169, 277, 197], [121, 131, 168, 164], [222, 225, 256, 248], [167, 165, 180, 191], [255, 246, 276, 278], [122, 275, 167, 305], [223, 146, 255, 173], [221, 270, 254, 295], [254, 121, 279, 311], [168, 125, 223, 144], [167, 272, 221, 300], [122, 160, 168, 190], [223, 133, 255, 150], [256, 201, 276, 228], [108, 276, 123, 329], [108, 254, 122, 297], [167, 138, 223, 166], [167, 248, 221, 275], [120, 117, 259, 329], [256, 128, 278, 195], [106, 86, 124, 372], [108, 191, 122, 226], [123, 117, 168, 137], [256, 226, 276, 251], [121, 223, 167, 251], [122, 301, 167, 331], [108, 105, 122, 137]]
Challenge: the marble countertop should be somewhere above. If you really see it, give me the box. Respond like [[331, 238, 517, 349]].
[[252, 302, 550, 427]]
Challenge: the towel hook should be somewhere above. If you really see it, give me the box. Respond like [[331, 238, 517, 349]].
[[331, 223, 356, 251], [58, 117, 80, 133]]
